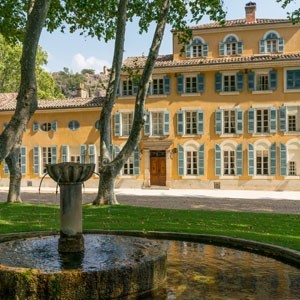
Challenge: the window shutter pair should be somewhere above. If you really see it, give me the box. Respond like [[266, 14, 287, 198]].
[[80, 144, 86, 163], [215, 72, 245, 92], [61, 145, 69, 162], [247, 71, 277, 91], [215, 108, 243, 135], [144, 111, 170, 136], [177, 110, 204, 135], [177, 144, 204, 176], [177, 74, 205, 94], [33, 121, 57, 132], [33, 146, 56, 175], [247, 108, 277, 133]]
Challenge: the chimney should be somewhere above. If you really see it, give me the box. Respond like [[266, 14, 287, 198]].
[[245, 2, 256, 23], [76, 83, 88, 98]]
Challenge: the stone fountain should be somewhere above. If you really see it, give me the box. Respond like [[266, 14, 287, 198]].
[[0, 163, 167, 299]]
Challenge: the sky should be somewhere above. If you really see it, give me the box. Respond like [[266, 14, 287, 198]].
[[39, 0, 299, 73]]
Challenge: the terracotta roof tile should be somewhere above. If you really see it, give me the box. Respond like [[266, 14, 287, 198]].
[[0, 93, 104, 112]]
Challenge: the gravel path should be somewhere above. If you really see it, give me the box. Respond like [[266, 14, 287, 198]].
[[0, 191, 299, 214]]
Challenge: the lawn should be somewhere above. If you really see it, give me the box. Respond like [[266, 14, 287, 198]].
[[0, 202, 299, 251]]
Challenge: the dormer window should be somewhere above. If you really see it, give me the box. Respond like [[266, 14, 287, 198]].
[[219, 35, 243, 56], [260, 31, 284, 53], [186, 37, 208, 58]]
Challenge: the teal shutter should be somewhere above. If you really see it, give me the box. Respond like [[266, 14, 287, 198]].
[[270, 142, 277, 176], [51, 146, 57, 164], [51, 121, 57, 132], [280, 143, 287, 176], [215, 144, 221, 176], [178, 144, 184, 176], [80, 144, 86, 163], [177, 75, 184, 93], [279, 105, 286, 132], [248, 143, 254, 176], [248, 72, 255, 91], [198, 144, 205, 176], [236, 108, 244, 134], [197, 74, 205, 93], [163, 76, 170, 94], [33, 121, 39, 132], [88, 144, 96, 164], [203, 44, 208, 57], [20, 146, 26, 174], [236, 72, 244, 91], [33, 146, 39, 174], [144, 111, 150, 136], [133, 78, 138, 95], [133, 146, 140, 175], [4, 161, 9, 174], [215, 109, 222, 134], [236, 143, 243, 176], [286, 70, 294, 89], [278, 37, 284, 52], [269, 107, 277, 133], [248, 108, 255, 133], [186, 44, 191, 58], [219, 42, 225, 56], [61, 145, 69, 162], [269, 70, 277, 90], [215, 73, 222, 92], [163, 111, 170, 135], [114, 112, 120, 136], [259, 39, 265, 53], [177, 110, 184, 135], [237, 41, 243, 55], [197, 110, 204, 134]]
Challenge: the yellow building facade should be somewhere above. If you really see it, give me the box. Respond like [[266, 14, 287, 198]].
[[1, 2, 300, 190]]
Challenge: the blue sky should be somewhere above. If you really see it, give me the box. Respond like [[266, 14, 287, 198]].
[[39, 0, 298, 73]]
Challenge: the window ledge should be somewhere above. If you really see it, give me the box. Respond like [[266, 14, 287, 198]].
[[182, 134, 201, 138], [147, 135, 168, 138], [118, 96, 135, 99], [148, 94, 167, 98], [252, 176, 273, 179], [220, 133, 240, 138], [181, 93, 201, 97], [182, 176, 200, 179], [252, 90, 273, 95], [219, 92, 240, 96], [284, 176, 300, 179], [219, 176, 239, 179], [284, 131, 300, 136], [284, 89, 300, 93], [117, 136, 129, 139], [252, 133, 273, 137], [118, 175, 137, 178]]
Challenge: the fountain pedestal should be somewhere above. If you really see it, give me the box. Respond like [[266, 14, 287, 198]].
[[46, 162, 95, 253]]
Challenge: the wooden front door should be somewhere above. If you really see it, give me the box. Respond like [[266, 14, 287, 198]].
[[150, 151, 166, 186]]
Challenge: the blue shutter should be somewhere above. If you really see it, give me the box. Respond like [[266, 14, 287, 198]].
[[198, 144, 205, 176], [269, 107, 277, 133], [144, 111, 150, 136], [88, 144, 96, 164], [197, 110, 204, 135], [236, 108, 244, 134], [215, 73, 222, 92], [177, 110, 184, 135], [236, 143, 243, 176], [197, 74, 205, 93], [215, 109, 222, 134], [248, 108, 255, 134], [61, 145, 69, 162], [51, 121, 57, 132], [51, 146, 57, 164], [203, 44, 208, 57], [33, 121, 39, 132], [280, 143, 287, 176], [270, 142, 277, 176], [279, 105, 286, 132], [286, 70, 294, 89], [248, 72, 255, 91], [215, 144, 221, 176], [163, 76, 170, 94], [278, 37, 284, 52], [236, 72, 244, 91], [80, 144, 86, 163], [133, 146, 140, 175], [114, 112, 120, 136], [259, 39, 265, 53], [177, 75, 184, 94], [178, 144, 184, 176], [33, 146, 40, 174], [163, 111, 170, 135], [269, 70, 277, 90], [133, 78, 138, 95], [20, 146, 26, 174], [237, 41, 243, 55], [219, 42, 225, 56], [186, 44, 191, 58], [248, 143, 254, 176]]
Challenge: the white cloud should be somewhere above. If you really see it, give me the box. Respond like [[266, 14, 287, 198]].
[[72, 53, 110, 73]]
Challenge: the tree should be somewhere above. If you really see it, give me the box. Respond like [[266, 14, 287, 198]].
[[81, 69, 95, 75]]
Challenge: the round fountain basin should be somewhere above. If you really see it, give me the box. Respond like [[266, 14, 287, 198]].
[[0, 234, 167, 300]]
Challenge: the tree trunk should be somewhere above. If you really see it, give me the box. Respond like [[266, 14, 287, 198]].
[[5, 145, 22, 203]]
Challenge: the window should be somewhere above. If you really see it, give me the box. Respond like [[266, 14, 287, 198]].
[[256, 150, 269, 175], [257, 74, 269, 91], [71, 155, 80, 163], [68, 120, 80, 131], [123, 80, 133, 96], [224, 75, 236, 92], [186, 150, 197, 175], [185, 111, 197, 135], [122, 113, 133, 136], [280, 141, 300, 176], [152, 79, 164, 95], [123, 155, 134, 175], [177, 110, 204, 135], [288, 161, 297, 176], [248, 107, 277, 134], [42, 147, 54, 173], [279, 105, 300, 133], [256, 109, 269, 133], [248, 70, 277, 92], [224, 150, 235, 175], [186, 37, 208, 58], [215, 72, 244, 93], [288, 115, 297, 132], [215, 108, 243, 135], [219, 35, 243, 56], [4, 147, 27, 175], [185, 77, 197, 93], [226, 41, 237, 55], [286, 69, 300, 90], [260, 31, 284, 53], [177, 74, 205, 94], [223, 110, 236, 134], [144, 111, 170, 136], [148, 76, 170, 95], [40, 123, 52, 132]]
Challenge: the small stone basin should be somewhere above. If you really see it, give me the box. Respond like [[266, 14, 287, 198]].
[[46, 162, 95, 184]]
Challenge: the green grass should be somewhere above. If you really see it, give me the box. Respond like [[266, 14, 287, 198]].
[[0, 202, 300, 251]]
